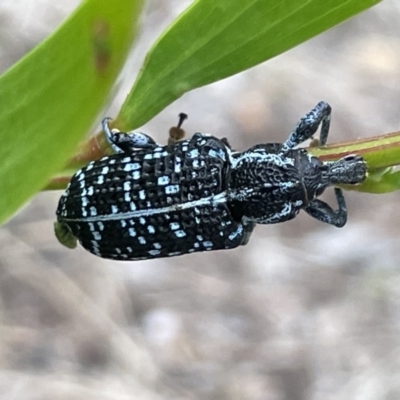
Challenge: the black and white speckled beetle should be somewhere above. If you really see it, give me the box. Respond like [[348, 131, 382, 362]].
[[55, 102, 367, 260]]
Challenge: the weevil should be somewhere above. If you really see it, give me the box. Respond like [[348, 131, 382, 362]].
[[55, 101, 367, 260]]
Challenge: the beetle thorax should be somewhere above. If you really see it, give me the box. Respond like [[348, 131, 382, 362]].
[[227, 145, 316, 224]]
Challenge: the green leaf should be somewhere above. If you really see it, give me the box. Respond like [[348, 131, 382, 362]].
[[118, 0, 380, 130], [0, 0, 143, 223], [359, 168, 400, 193]]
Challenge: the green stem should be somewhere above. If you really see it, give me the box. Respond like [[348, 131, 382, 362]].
[[45, 129, 400, 193]]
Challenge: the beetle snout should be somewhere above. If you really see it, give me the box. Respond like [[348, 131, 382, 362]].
[[339, 154, 367, 184], [325, 154, 367, 186]]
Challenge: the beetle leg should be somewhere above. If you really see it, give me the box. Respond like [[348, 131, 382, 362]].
[[102, 118, 158, 154], [240, 221, 255, 246], [281, 101, 331, 153], [304, 188, 347, 227]]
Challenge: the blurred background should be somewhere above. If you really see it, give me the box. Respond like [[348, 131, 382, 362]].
[[1, 1, 400, 399]]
